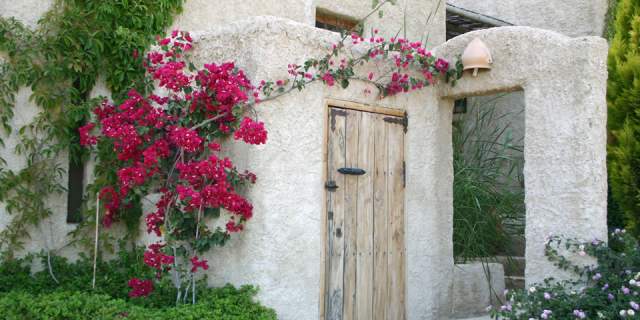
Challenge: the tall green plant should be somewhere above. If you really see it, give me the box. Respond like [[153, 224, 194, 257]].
[[608, 0, 640, 236], [452, 96, 525, 261]]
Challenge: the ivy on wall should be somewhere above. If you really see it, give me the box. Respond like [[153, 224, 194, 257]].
[[0, 0, 184, 257]]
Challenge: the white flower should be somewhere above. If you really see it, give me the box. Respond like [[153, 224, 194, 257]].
[[620, 310, 627, 317], [631, 279, 637, 286], [529, 287, 537, 293], [629, 309, 636, 316]]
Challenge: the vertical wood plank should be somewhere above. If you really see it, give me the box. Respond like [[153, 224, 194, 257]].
[[356, 112, 375, 320], [343, 109, 360, 320], [387, 120, 406, 320], [326, 108, 347, 320], [372, 114, 389, 320]]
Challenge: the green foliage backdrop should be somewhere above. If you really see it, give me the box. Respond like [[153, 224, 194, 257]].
[[607, 0, 640, 235], [0, 0, 184, 256]]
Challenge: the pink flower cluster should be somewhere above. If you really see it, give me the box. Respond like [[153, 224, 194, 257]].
[[234, 117, 267, 145], [80, 30, 265, 298], [143, 243, 175, 273], [128, 278, 154, 297]]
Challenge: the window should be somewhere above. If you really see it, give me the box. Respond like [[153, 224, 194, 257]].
[[66, 157, 84, 223], [315, 9, 362, 35]]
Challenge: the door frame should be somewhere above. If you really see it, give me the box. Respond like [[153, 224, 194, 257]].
[[319, 98, 405, 320]]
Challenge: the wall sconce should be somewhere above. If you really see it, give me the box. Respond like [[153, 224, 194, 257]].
[[462, 38, 493, 77]]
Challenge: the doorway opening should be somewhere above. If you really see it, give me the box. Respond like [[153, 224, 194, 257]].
[[452, 91, 526, 290]]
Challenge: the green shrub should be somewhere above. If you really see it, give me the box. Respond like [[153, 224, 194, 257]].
[[490, 230, 640, 319], [0, 248, 176, 308], [0, 286, 277, 320], [0, 248, 274, 316], [608, 0, 640, 236], [453, 97, 525, 260]]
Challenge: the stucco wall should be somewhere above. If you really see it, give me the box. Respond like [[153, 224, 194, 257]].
[[436, 26, 609, 286], [172, 0, 445, 45], [0, 0, 53, 29], [447, 0, 608, 37], [183, 16, 453, 319], [452, 263, 505, 318]]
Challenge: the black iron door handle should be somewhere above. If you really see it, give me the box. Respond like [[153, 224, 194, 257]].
[[337, 167, 366, 175]]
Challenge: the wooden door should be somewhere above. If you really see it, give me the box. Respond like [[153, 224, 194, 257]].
[[324, 106, 405, 320]]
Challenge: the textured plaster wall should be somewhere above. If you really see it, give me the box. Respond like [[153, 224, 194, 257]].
[[436, 26, 608, 286], [448, 0, 608, 37], [172, 0, 444, 45], [0, 0, 53, 29], [315, 0, 445, 45], [184, 16, 453, 319], [0, 88, 75, 260], [451, 263, 505, 318]]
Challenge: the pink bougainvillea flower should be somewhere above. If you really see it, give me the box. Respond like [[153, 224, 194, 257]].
[[435, 58, 450, 73], [190, 256, 209, 273], [79, 123, 97, 146], [234, 117, 267, 145], [322, 72, 335, 86], [128, 278, 154, 297]]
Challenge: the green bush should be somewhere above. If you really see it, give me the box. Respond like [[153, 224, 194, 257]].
[[0, 286, 277, 320], [490, 230, 640, 319], [0, 248, 276, 317], [0, 248, 177, 308], [608, 0, 640, 236]]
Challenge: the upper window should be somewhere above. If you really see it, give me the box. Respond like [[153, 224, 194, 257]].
[[315, 9, 362, 35]]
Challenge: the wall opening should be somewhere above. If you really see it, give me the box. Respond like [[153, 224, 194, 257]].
[[451, 91, 526, 291]]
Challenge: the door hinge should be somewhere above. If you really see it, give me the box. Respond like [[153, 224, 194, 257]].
[[383, 111, 408, 133], [330, 108, 347, 131]]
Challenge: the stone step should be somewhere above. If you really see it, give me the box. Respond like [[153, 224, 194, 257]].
[[505, 276, 525, 290], [495, 255, 525, 277]]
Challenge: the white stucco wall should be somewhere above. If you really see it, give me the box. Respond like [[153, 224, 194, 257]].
[[173, 0, 445, 45], [436, 26, 609, 286], [0, 0, 53, 29], [452, 263, 505, 318], [184, 16, 453, 319], [447, 0, 608, 37]]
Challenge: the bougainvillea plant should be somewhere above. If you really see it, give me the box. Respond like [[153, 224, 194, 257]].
[[80, 29, 461, 303]]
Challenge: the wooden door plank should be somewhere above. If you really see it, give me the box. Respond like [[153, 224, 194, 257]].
[[355, 112, 375, 320], [372, 114, 389, 320], [326, 108, 347, 320], [387, 120, 406, 320], [343, 109, 360, 320]]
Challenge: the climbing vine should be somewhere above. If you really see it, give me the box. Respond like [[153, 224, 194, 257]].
[[0, 0, 184, 257]]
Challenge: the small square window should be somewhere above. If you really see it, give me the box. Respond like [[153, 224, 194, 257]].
[[315, 9, 362, 35]]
